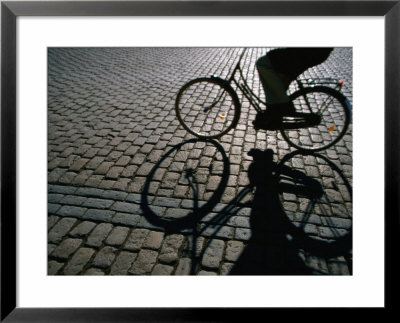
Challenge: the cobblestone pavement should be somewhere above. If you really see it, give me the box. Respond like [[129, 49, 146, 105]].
[[48, 48, 352, 275]]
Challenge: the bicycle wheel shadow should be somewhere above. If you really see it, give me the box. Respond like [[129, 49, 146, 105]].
[[229, 148, 352, 275], [140, 138, 230, 233]]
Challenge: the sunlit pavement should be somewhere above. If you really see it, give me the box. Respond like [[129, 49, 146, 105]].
[[48, 48, 353, 275]]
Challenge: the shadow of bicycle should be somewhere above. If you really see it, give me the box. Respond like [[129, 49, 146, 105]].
[[140, 139, 352, 275]]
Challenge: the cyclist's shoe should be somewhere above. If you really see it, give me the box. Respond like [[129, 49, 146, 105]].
[[281, 112, 321, 129], [253, 111, 282, 130], [253, 109, 321, 131], [253, 102, 296, 131]]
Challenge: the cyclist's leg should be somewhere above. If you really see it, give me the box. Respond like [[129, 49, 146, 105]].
[[256, 54, 291, 108], [257, 48, 333, 114]]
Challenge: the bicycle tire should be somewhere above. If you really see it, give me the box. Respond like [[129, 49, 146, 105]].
[[280, 86, 351, 151], [175, 77, 240, 139]]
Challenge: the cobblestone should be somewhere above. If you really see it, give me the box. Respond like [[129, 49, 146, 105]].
[[48, 218, 77, 243], [151, 264, 174, 275], [48, 260, 64, 275], [110, 251, 137, 275], [50, 238, 82, 260], [92, 246, 118, 269], [48, 48, 352, 276], [129, 249, 158, 275], [105, 226, 130, 246], [63, 248, 95, 275], [124, 228, 149, 252], [69, 221, 96, 238], [201, 239, 225, 269], [86, 223, 113, 248], [143, 231, 165, 250], [158, 234, 184, 264]]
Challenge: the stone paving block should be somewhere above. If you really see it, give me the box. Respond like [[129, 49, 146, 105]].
[[48, 193, 64, 203], [48, 215, 60, 230], [106, 166, 124, 179], [327, 256, 350, 275], [235, 228, 252, 241], [75, 187, 104, 198], [84, 268, 105, 275], [59, 195, 87, 206], [182, 236, 205, 259], [86, 223, 113, 248], [227, 216, 251, 228], [83, 209, 115, 222], [48, 169, 67, 183], [48, 203, 61, 214], [85, 156, 105, 170], [48, 244, 57, 255], [125, 193, 141, 203], [305, 255, 329, 274], [48, 218, 77, 243], [198, 270, 217, 275], [57, 205, 87, 218], [220, 262, 234, 275], [151, 264, 174, 275], [128, 249, 158, 275], [70, 158, 90, 171], [102, 190, 128, 201], [110, 251, 137, 275], [111, 212, 141, 227], [51, 238, 82, 260], [92, 246, 118, 269], [225, 241, 245, 262], [143, 231, 165, 250], [105, 226, 130, 246], [82, 198, 114, 209], [158, 234, 184, 264], [49, 185, 77, 195], [201, 239, 225, 270], [164, 208, 188, 220], [63, 248, 95, 275], [124, 228, 149, 252], [199, 225, 234, 240], [174, 258, 194, 275], [137, 216, 167, 231], [48, 260, 64, 275], [152, 196, 181, 208], [111, 201, 141, 214], [69, 221, 96, 238]]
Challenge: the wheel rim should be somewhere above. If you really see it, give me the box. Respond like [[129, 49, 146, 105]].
[[281, 89, 349, 151], [176, 79, 237, 138]]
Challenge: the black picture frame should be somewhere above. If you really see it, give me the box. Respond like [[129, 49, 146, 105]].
[[1, 0, 398, 321]]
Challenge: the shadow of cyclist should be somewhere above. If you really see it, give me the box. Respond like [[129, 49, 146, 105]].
[[230, 148, 352, 275]]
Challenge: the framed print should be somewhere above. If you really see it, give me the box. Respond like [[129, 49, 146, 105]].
[[1, 0, 398, 321]]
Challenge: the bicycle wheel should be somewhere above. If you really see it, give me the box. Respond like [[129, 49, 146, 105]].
[[175, 77, 240, 139], [281, 86, 351, 151]]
